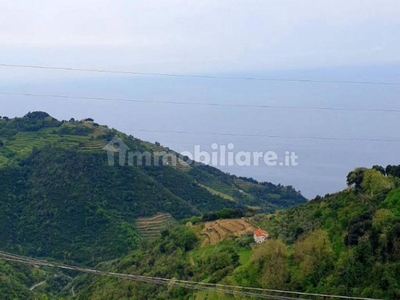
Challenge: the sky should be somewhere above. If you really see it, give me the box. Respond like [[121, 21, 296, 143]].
[[1, 0, 400, 72], [1, 0, 400, 198]]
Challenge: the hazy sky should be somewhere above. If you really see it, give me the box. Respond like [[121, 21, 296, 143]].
[[1, 0, 400, 73], [1, 1, 400, 198]]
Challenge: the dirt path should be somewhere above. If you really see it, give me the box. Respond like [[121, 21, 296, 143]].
[[30, 281, 46, 291]]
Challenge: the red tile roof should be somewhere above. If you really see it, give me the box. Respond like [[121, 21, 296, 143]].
[[254, 229, 268, 237]]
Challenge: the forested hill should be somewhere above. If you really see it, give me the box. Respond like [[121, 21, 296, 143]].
[[0, 112, 305, 265], [74, 166, 400, 300], [1, 113, 399, 299]]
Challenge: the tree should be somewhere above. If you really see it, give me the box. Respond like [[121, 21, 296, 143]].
[[252, 239, 289, 289], [372, 209, 396, 234], [380, 187, 400, 217], [345, 212, 373, 246], [24, 111, 50, 120], [361, 169, 393, 197], [293, 230, 334, 287], [347, 168, 367, 190], [386, 165, 400, 178], [372, 165, 386, 176]]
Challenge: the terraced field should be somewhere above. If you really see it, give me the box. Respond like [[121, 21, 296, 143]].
[[80, 140, 107, 150], [199, 218, 257, 246], [135, 213, 176, 240], [0, 124, 110, 167]]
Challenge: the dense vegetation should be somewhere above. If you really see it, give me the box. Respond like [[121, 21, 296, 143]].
[[0, 112, 305, 264], [0, 260, 71, 300], [0, 112, 306, 298], [0, 261, 40, 299], [0, 112, 400, 300], [5, 112, 399, 299], [188, 165, 304, 210], [73, 166, 400, 299]]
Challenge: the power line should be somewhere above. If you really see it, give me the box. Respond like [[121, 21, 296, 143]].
[[0, 252, 306, 299], [1, 63, 399, 86], [128, 128, 400, 143], [0, 91, 398, 142], [0, 251, 381, 300], [1, 91, 400, 114]]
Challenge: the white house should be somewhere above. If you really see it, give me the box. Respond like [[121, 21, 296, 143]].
[[253, 229, 269, 243]]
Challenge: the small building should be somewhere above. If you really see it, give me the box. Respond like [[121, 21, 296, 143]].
[[253, 229, 269, 243]]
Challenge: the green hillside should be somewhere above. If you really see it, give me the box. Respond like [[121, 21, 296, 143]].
[[0, 259, 72, 300], [73, 166, 400, 300], [0, 112, 306, 267], [0, 261, 40, 299], [3, 112, 399, 299]]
